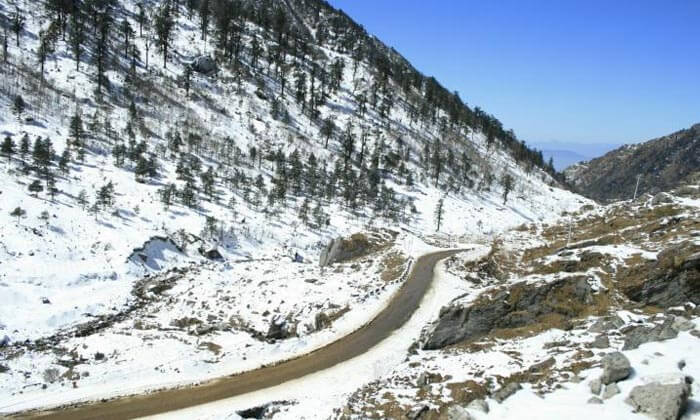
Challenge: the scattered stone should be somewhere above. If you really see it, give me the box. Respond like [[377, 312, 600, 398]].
[[625, 381, 690, 420], [589, 378, 602, 395], [588, 397, 603, 404], [94, 352, 105, 361], [671, 316, 694, 332], [600, 352, 631, 385], [589, 315, 623, 336], [691, 330, 700, 339], [0, 335, 9, 347], [492, 382, 522, 403], [466, 399, 489, 413], [444, 405, 473, 420], [678, 360, 686, 370], [528, 357, 555, 374], [41, 297, 51, 304], [589, 334, 610, 349], [602, 383, 621, 399], [406, 405, 430, 420], [416, 372, 428, 387]]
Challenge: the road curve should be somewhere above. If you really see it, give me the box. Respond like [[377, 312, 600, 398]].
[[26, 249, 461, 420]]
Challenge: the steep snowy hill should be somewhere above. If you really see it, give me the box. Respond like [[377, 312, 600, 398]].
[[0, 0, 587, 414]]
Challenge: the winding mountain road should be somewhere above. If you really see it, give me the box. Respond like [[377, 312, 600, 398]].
[[26, 249, 461, 420]]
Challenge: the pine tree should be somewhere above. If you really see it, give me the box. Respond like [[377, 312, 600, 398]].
[[158, 183, 176, 209], [10, 206, 26, 225], [299, 198, 310, 225], [77, 189, 88, 209], [69, 10, 85, 70], [180, 179, 198, 208], [10, 10, 25, 47], [434, 198, 444, 232], [201, 166, 215, 200], [28, 180, 43, 197], [12, 95, 25, 120], [19, 134, 29, 160], [1, 135, 15, 162], [502, 173, 514, 205], [321, 117, 334, 149], [155, 3, 175, 68], [69, 113, 85, 161], [46, 173, 58, 201]]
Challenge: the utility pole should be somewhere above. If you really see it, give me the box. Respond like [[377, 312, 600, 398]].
[[633, 174, 642, 200]]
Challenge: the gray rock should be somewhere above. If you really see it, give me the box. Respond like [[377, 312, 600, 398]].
[[445, 405, 473, 420], [422, 276, 593, 349], [691, 330, 700, 339], [678, 360, 686, 371], [528, 357, 555, 374], [406, 405, 430, 420], [671, 316, 694, 332], [651, 192, 674, 205], [466, 399, 489, 413], [588, 396, 604, 404], [589, 315, 625, 333], [602, 383, 621, 399], [623, 319, 679, 350], [416, 372, 428, 387], [625, 381, 690, 420], [314, 312, 331, 331], [589, 378, 602, 395], [190, 56, 217, 74], [589, 334, 610, 349], [600, 352, 631, 385], [492, 382, 522, 403]]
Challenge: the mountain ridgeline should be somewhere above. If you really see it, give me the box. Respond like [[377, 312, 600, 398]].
[[564, 124, 700, 202]]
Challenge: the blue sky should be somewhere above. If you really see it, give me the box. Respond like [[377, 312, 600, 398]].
[[328, 0, 700, 149]]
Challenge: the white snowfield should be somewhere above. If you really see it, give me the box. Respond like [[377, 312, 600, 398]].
[[0, 0, 589, 416]]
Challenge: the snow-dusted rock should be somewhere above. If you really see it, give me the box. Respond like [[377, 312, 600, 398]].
[[587, 396, 604, 404], [466, 399, 489, 413], [444, 405, 473, 420], [588, 315, 625, 333], [625, 381, 690, 420], [589, 378, 602, 395], [602, 382, 620, 399], [589, 334, 610, 349], [623, 319, 679, 350], [492, 382, 522, 403], [600, 352, 631, 384]]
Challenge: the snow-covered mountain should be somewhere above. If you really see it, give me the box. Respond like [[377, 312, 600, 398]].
[[0, 0, 593, 416]]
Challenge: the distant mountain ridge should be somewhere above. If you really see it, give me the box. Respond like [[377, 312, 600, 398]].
[[564, 124, 700, 202]]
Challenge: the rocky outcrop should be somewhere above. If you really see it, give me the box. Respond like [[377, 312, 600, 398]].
[[625, 381, 691, 420], [622, 318, 679, 350], [622, 241, 700, 308], [319, 230, 396, 267], [189, 56, 217, 74], [422, 276, 593, 349]]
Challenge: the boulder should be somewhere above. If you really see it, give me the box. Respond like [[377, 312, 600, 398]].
[[422, 276, 593, 349], [600, 352, 631, 385], [190, 56, 217, 74], [589, 378, 602, 395], [589, 334, 610, 349], [651, 192, 674, 205], [492, 382, 522, 403], [466, 399, 489, 413], [602, 383, 620, 399], [314, 312, 331, 331], [266, 316, 295, 340], [623, 319, 679, 350], [588, 315, 625, 333], [587, 397, 603, 404], [625, 381, 690, 420], [444, 405, 473, 420], [0, 335, 9, 347]]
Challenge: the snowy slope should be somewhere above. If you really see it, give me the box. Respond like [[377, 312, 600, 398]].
[[0, 0, 589, 415]]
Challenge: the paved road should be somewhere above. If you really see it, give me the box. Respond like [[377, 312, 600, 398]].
[[26, 249, 460, 420]]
